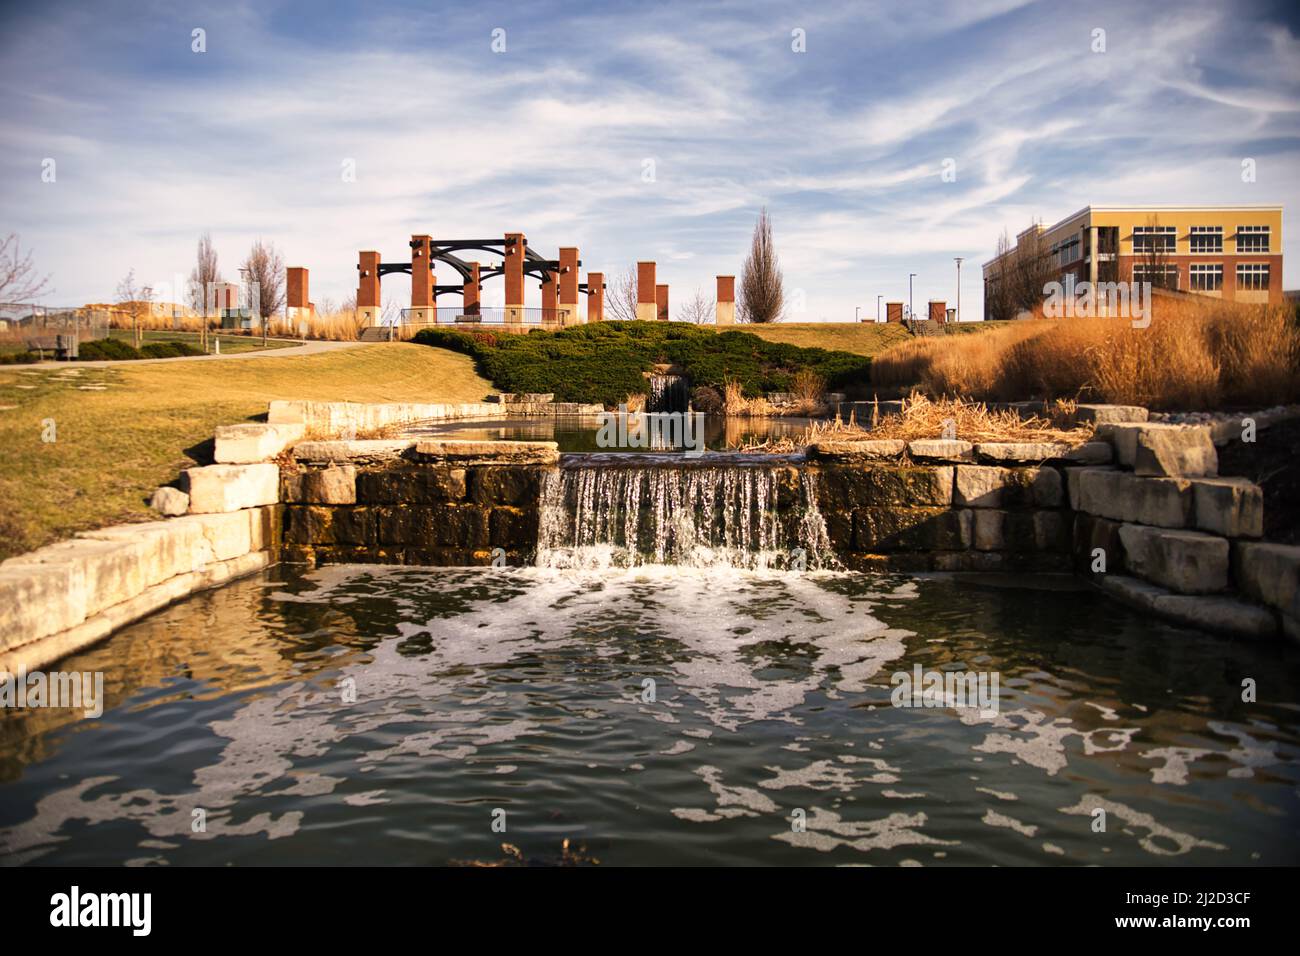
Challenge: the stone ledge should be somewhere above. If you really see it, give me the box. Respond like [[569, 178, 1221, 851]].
[[293, 440, 416, 463], [807, 439, 907, 461], [0, 551, 270, 673], [1190, 477, 1262, 538], [1098, 575, 1277, 639], [1070, 468, 1192, 528], [954, 465, 1062, 508], [412, 440, 560, 465], [975, 442, 1069, 463], [1233, 541, 1300, 620], [907, 439, 974, 462]]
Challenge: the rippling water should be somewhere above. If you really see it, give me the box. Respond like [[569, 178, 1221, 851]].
[[1, 565, 1297, 866]]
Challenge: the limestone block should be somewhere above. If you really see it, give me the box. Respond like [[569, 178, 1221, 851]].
[[1190, 477, 1262, 538], [907, 439, 974, 462], [1072, 469, 1192, 528], [1234, 541, 1300, 620], [954, 465, 1061, 508], [1134, 426, 1217, 478], [807, 439, 907, 461], [213, 422, 306, 464], [1061, 442, 1113, 465], [150, 486, 189, 516], [975, 442, 1069, 463], [0, 560, 87, 650], [1117, 524, 1228, 594], [185, 463, 281, 513]]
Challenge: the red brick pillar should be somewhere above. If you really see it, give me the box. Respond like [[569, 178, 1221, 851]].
[[928, 300, 946, 323], [587, 272, 604, 322], [886, 301, 903, 323], [357, 251, 381, 324], [287, 267, 309, 310], [716, 275, 735, 325], [656, 284, 669, 322], [636, 261, 656, 321], [558, 247, 580, 325], [409, 235, 433, 325], [504, 232, 525, 325], [463, 261, 481, 316]]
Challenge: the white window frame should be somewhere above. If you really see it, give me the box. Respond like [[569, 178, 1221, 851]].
[[1133, 264, 1180, 289], [1190, 263, 1223, 291], [1236, 226, 1270, 254], [1132, 225, 1176, 254], [1189, 226, 1223, 255], [1236, 262, 1269, 290]]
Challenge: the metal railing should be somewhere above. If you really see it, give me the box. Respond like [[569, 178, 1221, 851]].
[[398, 307, 564, 327]]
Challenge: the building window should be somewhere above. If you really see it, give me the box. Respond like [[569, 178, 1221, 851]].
[[1050, 235, 1081, 268], [1236, 263, 1270, 290], [1236, 226, 1270, 253], [1133, 264, 1179, 289], [1190, 263, 1222, 291], [1189, 226, 1223, 254], [1132, 225, 1176, 253]]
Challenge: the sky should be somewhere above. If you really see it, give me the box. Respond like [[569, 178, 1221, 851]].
[[2, 0, 1299, 321]]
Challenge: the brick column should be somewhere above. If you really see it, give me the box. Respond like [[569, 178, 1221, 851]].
[[504, 232, 525, 326], [558, 247, 580, 325], [409, 234, 433, 324], [357, 251, 381, 324], [886, 301, 903, 323], [636, 261, 656, 321], [463, 261, 481, 316], [656, 284, 669, 322], [586, 272, 604, 322], [287, 267, 309, 314], [716, 275, 735, 325]]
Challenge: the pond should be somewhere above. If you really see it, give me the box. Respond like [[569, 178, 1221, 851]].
[[2, 564, 1297, 866]]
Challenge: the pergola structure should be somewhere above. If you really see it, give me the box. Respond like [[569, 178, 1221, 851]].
[[355, 233, 602, 328]]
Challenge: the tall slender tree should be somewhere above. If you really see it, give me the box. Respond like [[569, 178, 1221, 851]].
[[242, 239, 285, 344], [605, 264, 640, 322], [738, 207, 784, 323]]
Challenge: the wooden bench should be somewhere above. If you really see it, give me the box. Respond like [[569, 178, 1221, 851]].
[[26, 334, 78, 360]]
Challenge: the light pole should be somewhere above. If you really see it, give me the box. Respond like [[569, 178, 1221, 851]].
[[954, 257, 963, 323], [855, 306, 860, 323], [876, 294, 882, 323], [908, 273, 916, 322]]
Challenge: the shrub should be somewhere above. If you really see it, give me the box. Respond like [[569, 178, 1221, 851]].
[[414, 321, 872, 407], [0, 351, 40, 365], [75, 338, 205, 361]]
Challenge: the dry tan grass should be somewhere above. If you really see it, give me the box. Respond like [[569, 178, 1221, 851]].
[[788, 368, 827, 415], [623, 392, 647, 412], [804, 395, 1090, 446], [95, 306, 369, 341], [723, 377, 775, 417], [871, 299, 1300, 409]]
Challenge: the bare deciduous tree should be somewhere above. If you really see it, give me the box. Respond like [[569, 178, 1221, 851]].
[[0, 233, 51, 302], [676, 287, 715, 324], [985, 223, 1053, 320], [242, 239, 285, 343], [1138, 214, 1177, 291], [188, 232, 221, 315], [738, 207, 784, 323], [605, 264, 639, 322], [116, 268, 154, 349]]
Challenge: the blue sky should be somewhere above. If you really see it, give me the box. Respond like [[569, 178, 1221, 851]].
[[2, 0, 1298, 319]]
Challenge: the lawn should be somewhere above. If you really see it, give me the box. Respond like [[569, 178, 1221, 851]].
[[731, 322, 912, 356], [0, 344, 492, 560]]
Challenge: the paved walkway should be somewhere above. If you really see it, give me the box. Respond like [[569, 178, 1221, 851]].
[[28, 338, 368, 368]]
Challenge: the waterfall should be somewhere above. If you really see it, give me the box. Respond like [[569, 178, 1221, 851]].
[[646, 374, 690, 413], [536, 461, 833, 570]]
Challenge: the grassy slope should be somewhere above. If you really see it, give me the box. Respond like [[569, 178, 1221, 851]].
[[730, 322, 913, 356], [0, 344, 492, 559]]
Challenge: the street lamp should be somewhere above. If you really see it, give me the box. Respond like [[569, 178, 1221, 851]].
[[954, 257, 963, 323], [877, 294, 882, 323], [908, 273, 916, 322], [855, 305, 860, 323]]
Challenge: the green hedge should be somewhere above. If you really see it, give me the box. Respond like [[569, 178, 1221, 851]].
[[76, 338, 205, 361], [413, 321, 872, 407]]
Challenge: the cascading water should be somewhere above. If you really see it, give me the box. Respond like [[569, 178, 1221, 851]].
[[535, 459, 834, 569], [646, 374, 690, 413]]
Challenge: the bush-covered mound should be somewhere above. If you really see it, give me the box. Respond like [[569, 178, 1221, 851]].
[[412, 321, 872, 407], [77, 338, 205, 361]]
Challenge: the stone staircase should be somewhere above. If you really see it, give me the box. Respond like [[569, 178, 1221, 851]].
[[358, 326, 396, 343]]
